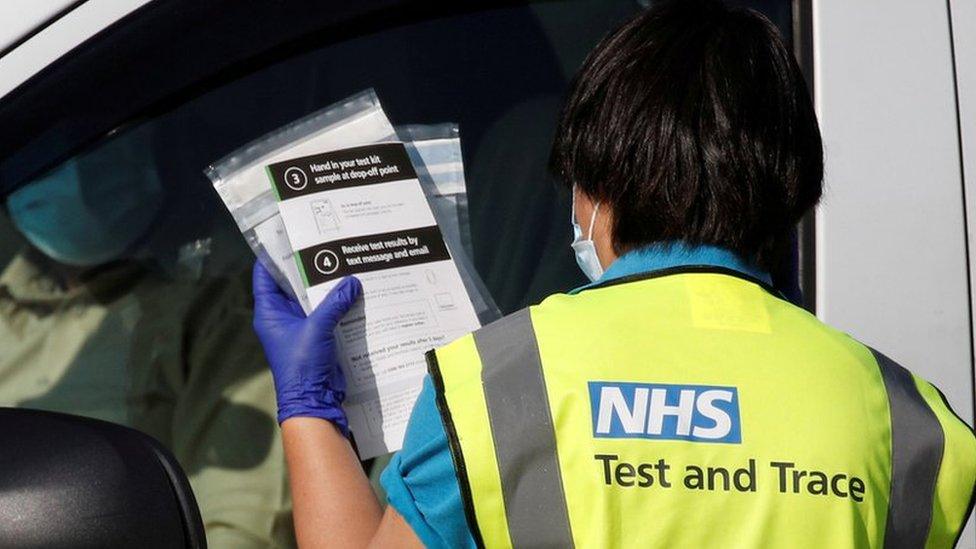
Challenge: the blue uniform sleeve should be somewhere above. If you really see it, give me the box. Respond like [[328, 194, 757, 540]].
[[380, 376, 477, 549]]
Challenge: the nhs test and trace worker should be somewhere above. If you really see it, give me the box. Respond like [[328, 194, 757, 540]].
[[252, 0, 976, 547]]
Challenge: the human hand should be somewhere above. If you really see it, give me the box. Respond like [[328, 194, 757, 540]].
[[252, 261, 362, 433]]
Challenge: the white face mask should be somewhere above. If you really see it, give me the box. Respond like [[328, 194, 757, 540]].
[[571, 188, 604, 282]]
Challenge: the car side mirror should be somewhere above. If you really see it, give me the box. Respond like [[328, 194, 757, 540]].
[[0, 408, 206, 548]]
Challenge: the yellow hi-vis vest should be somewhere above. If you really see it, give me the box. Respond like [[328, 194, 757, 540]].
[[428, 268, 976, 548]]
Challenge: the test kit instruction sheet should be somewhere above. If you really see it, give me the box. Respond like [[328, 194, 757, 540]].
[[267, 142, 480, 458]]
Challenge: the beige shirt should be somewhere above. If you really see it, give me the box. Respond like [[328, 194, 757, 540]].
[[0, 253, 294, 548]]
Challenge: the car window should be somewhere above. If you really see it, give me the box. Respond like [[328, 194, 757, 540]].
[[0, 1, 793, 546]]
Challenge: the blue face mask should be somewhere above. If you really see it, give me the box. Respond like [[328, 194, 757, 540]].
[[6, 139, 163, 267], [571, 188, 604, 282]]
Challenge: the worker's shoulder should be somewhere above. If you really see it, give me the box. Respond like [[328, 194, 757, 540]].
[[433, 307, 532, 356], [783, 304, 963, 402], [428, 306, 539, 383], [430, 288, 592, 378], [449, 296, 569, 348], [872, 348, 976, 440]]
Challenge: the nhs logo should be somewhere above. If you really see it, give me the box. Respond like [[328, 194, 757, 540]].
[[588, 382, 741, 443]]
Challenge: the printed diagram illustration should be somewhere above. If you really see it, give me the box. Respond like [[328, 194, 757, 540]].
[[311, 199, 340, 234], [435, 292, 456, 310]]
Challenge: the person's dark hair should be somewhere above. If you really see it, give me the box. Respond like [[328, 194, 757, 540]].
[[549, 0, 822, 268]]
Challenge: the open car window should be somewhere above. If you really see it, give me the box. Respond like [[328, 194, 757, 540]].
[[0, 1, 794, 545]]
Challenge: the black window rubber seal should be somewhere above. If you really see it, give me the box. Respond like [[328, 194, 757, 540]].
[[426, 349, 487, 549]]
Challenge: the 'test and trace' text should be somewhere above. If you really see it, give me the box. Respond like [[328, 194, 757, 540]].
[[594, 455, 866, 502]]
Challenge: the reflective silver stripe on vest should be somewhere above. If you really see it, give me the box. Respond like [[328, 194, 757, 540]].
[[871, 348, 945, 549], [473, 308, 575, 548]]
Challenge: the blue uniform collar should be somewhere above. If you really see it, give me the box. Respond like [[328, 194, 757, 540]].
[[570, 242, 772, 295]]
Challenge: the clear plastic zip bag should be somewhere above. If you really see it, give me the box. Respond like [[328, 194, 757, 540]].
[[206, 90, 397, 312], [399, 124, 472, 256], [205, 90, 498, 322], [400, 123, 500, 324]]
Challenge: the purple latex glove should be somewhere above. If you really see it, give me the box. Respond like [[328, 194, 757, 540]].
[[252, 261, 363, 433]]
